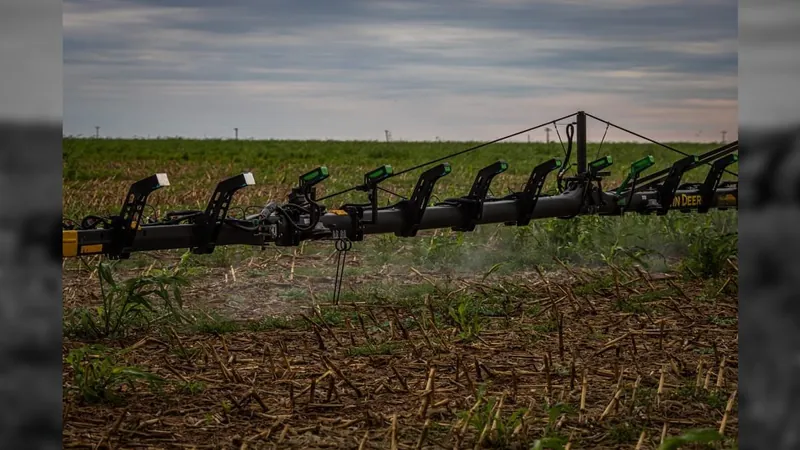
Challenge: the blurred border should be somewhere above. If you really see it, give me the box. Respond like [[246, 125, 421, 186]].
[[0, 0, 797, 448], [0, 0, 63, 448], [739, 0, 800, 449]]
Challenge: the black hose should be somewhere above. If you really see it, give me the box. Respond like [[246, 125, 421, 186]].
[[556, 123, 575, 192]]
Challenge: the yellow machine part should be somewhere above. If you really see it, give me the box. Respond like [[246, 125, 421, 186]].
[[62, 230, 78, 257], [62, 230, 103, 257]]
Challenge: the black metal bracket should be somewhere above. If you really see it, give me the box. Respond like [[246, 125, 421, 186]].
[[342, 206, 365, 242], [107, 173, 170, 259], [441, 160, 507, 232], [654, 155, 698, 215], [192, 172, 255, 254], [698, 154, 738, 213], [275, 216, 302, 247], [395, 163, 451, 237], [354, 164, 393, 225], [335, 165, 393, 241], [506, 158, 562, 227], [588, 155, 613, 179], [289, 166, 329, 206], [275, 167, 330, 247], [584, 155, 613, 210]]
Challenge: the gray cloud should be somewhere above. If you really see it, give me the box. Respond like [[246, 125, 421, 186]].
[[0, 0, 62, 120], [64, 0, 737, 141], [739, 0, 800, 128]]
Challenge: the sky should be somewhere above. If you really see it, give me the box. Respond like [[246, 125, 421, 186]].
[[739, 0, 800, 130], [0, 0, 62, 122], [59, 0, 741, 142]]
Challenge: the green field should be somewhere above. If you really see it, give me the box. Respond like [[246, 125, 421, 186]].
[[62, 138, 739, 449], [63, 138, 737, 209]]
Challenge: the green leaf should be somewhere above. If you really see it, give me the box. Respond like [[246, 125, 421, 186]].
[[658, 428, 723, 450], [482, 263, 504, 281], [531, 437, 566, 450]]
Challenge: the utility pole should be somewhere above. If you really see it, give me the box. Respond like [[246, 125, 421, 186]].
[[721, 130, 727, 144], [384, 130, 392, 142], [545, 127, 551, 144], [234, 128, 239, 140], [95, 126, 100, 138], [527, 134, 530, 143]]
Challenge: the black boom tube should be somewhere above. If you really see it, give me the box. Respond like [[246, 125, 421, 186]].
[[64, 186, 737, 256]]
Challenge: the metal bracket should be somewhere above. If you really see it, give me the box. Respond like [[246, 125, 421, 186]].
[[655, 155, 698, 215], [192, 172, 255, 254], [395, 163, 451, 237], [359, 165, 393, 225], [107, 173, 169, 259], [506, 158, 562, 227], [698, 154, 738, 213], [444, 160, 507, 232], [343, 206, 365, 241]]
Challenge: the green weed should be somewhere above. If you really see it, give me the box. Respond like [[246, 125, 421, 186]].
[[529, 403, 573, 449], [447, 294, 485, 341], [613, 297, 653, 314], [346, 341, 399, 357], [573, 274, 615, 296], [179, 381, 206, 395], [673, 385, 729, 410], [457, 392, 528, 449], [607, 422, 637, 445], [190, 312, 242, 334], [658, 428, 724, 450], [247, 315, 305, 331], [531, 318, 560, 334], [709, 315, 737, 327]]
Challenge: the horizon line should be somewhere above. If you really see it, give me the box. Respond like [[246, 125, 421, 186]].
[[62, 135, 735, 144]]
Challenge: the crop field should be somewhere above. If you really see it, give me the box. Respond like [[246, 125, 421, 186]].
[[62, 138, 738, 449]]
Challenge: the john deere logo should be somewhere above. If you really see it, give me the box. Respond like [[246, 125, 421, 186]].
[[671, 194, 702, 208]]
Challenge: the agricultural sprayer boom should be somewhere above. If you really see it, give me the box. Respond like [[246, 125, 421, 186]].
[[62, 111, 738, 299]]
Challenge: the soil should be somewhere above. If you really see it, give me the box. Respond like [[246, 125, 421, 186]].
[[62, 260, 738, 449]]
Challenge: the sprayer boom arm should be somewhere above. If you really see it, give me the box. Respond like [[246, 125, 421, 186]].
[[61, 110, 738, 258]]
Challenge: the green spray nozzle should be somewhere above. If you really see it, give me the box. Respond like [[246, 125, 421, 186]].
[[441, 163, 452, 176], [300, 166, 329, 186], [629, 155, 655, 176], [588, 155, 613, 176], [366, 164, 393, 181], [616, 155, 655, 197]]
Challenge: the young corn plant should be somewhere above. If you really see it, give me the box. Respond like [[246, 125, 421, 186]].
[[65, 345, 163, 404], [64, 257, 189, 340], [682, 230, 738, 279]]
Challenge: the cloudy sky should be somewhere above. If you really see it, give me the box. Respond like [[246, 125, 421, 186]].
[[739, 0, 800, 130], [0, 0, 61, 121], [62, 0, 739, 141]]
